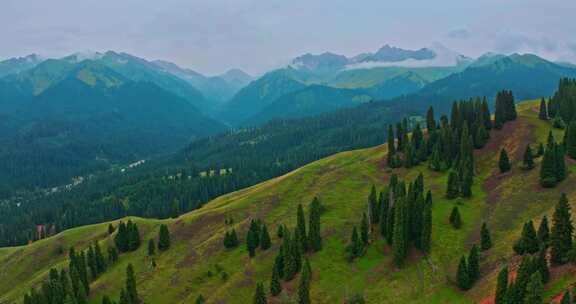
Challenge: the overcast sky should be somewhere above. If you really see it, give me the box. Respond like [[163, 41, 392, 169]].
[[2, 0, 576, 75]]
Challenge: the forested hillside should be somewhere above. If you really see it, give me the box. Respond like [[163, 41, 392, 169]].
[[3, 81, 576, 303]]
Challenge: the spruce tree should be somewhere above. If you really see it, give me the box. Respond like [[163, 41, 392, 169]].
[[260, 224, 271, 250], [538, 98, 548, 120], [499, 148, 511, 173], [481, 223, 492, 251], [368, 185, 378, 224], [540, 145, 557, 187], [360, 213, 369, 246], [270, 264, 282, 296], [308, 197, 322, 252], [536, 248, 550, 284], [537, 216, 550, 246], [456, 256, 470, 290], [446, 170, 460, 199], [566, 121, 576, 159], [523, 145, 535, 170], [195, 295, 206, 304], [426, 106, 436, 131], [126, 264, 138, 304], [392, 197, 407, 267], [514, 221, 539, 255], [247, 227, 258, 258], [158, 224, 170, 252], [560, 291, 571, 304], [296, 204, 308, 252], [551, 193, 574, 265], [523, 272, 543, 304], [253, 283, 267, 304], [297, 259, 311, 304], [347, 226, 363, 262], [467, 245, 480, 284], [449, 206, 462, 229], [419, 190, 432, 254], [387, 125, 397, 168], [494, 266, 508, 304]]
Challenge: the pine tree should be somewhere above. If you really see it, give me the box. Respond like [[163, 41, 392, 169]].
[[308, 197, 322, 252], [114, 222, 128, 252], [127, 221, 140, 251], [368, 185, 378, 224], [270, 264, 282, 296], [387, 125, 397, 168], [393, 196, 408, 267], [537, 216, 550, 246], [247, 226, 258, 258], [253, 282, 267, 304], [446, 170, 460, 199], [536, 248, 550, 284], [514, 221, 539, 255], [468, 245, 480, 284], [426, 106, 436, 131], [566, 121, 576, 159], [494, 266, 509, 304], [260, 224, 271, 250], [360, 213, 369, 246], [297, 259, 311, 304], [481, 223, 492, 251], [551, 193, 574, 265], [296, 204, 308, 252], [540, 144, 557, 187], [538, 98, 548, 120], [499, 148, 511, 173], [419, 190, 432, 254], [554, 144, 566, 182], [347, 226, 363, 262], [523, 272, 543, 304], [158, 224, 170, 252], [559, 291, 571, 304], [126, 264, 138, 304], [457, 256, 470, 290], [523, 145, 535, 169], [449, 206, 462, 229], [148, 239, 155, 256]]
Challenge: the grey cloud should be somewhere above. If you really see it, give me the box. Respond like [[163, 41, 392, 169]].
[[447, 29, 471, 40]]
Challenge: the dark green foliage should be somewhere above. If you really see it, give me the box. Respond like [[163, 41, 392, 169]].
[[536, 248, 550, 284], [195, 295, 206, 304], [307, 197, 322, 252], [157, 224, 170, 252], [360, 213, 369, 246], [566, 120, 576, 159], [467, 245, 480, 284], [148, 239, 155, 256], [297, 259, 311, 304], [126, 264, 139, 304], [537, 216, 550, 247], [296, 204, 308, 252], [419, 190, 433, 254], [260, 224, 271, 250], [481, 223, 492, 251], [495, 266, 508, 304], [114, 221, 140, 253], [456, 256, 470, 290], [540, 132, 565, 187], [368, 185, 378, 224], [499, 148, 511, 173], [253, 282, 267, 304], [514, 221, 540, 255], [538, 98, 548, 120], [247, 222, 259, 258], [449, 206, 462, 229], [494, 90, 516, 129], [223, 229, 239, 249], [551, 193, 574, 265], [346, 226, 364, 262], [560, 291, 571, 304], [553, 115, 566, 129], [523, 272, 543, 304], [270, 263, 282, 296], [108, 224, 115, 235], [446, 171, 460, 199], [523, 144, 535, 170], [426, 106, 436, 131], [392, 196, 408, 267]]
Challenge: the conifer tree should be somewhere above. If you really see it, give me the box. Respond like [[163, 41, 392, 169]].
[[195, 295, 206, 304], [158, 224, 170, 252], [560, 291, 571, 304], [495, 266, 508, 304], [481, 222, 492, 251], [127, 221, 140, 251], [114, 222, 128, 252], [282, 231, 297, 281], [537, 216, 550, 246], [499, 148, 511, 173], [296, 204, 308, 252], [538, 98, 548, 120], [270, 264, 282, 296], [446, 171, 460, 199], [554, 144, 566, 182], [540, 143, 557, 187], [393, 197, 407, 267], [449, 206, 462, 229], [308, 197, 322, 252], [523, 272, 543, 304], [566, 121, 576, 159], [360, 213, 369, 246], [537, 142, 545, 157], [523, 145, 535, 170], [148, 239, 155, 256], [514, 221, 539, 255], [347, 226, 363, 262], [126, 264, 138, 304], [419, 190, 432, 254], [247, 226, 258, 258], [253, 283, 267, 304], [260, 224, 271, 250], [368, 185, 378, 224], [457, 256, 470, 290], [387, 125, 396, 168], [468, 245, 480, 284], [551, 193, 574, 265], [297, 259, 311, 304], [379, 190, 390, 238], [536, 248, 550, 284], [426, 106, 436, 131]]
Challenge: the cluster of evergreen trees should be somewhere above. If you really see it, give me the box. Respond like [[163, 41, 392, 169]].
[[223, 229, 239, 249], [456, 245, 480, 290], [548, 79, 576, 124], [246, 219, 272, 257], [23, 242, 120, 304], [114, 221, 141, 253], [494, 253, 549, 304], [348, 175, 433, 267], [539, 132, 566, 187], [493, 90, 517, 129]]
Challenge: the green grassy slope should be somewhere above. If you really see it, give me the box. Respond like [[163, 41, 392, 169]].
[[1, 100, 575, 304]]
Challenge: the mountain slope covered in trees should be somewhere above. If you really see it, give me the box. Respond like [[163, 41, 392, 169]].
[[2, 98, 576, 304]]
